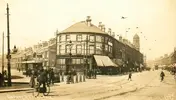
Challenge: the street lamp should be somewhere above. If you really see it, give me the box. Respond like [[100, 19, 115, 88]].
[[66, 40, 73, 84]]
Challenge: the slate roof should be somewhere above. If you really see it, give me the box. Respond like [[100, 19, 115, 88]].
[[61, 21, 106, 34]]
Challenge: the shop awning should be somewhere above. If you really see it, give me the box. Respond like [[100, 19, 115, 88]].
[[93, 55, 118, 67], [21, 60, 43, 64]]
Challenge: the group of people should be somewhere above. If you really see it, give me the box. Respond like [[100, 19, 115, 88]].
[[30, 68, 55, 88]]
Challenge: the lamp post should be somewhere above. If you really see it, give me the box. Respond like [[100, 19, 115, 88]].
[[66, 40, 73, 84]]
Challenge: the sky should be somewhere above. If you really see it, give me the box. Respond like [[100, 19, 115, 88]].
[[0, 0, 176, 60]]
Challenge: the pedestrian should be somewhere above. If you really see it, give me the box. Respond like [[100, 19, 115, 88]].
[[160, 70, 165, 82], [30, 69, 35, 88], [128, 72, 132, 81], [0, 73, 2, 87], [49, 68, 55, 84], [174, 73, 176, 83]]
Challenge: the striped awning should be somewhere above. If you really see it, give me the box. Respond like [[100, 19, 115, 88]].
[[94, 55, 118, 67]]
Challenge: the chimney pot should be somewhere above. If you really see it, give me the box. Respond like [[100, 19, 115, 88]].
[[101, 25, 105, 32], [108, 28, 111, 35], [112, 32, 115, 37], [98, 22, 102, 29], [86, 16, 91, 27]]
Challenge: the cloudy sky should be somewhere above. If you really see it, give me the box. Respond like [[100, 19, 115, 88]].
[[0, 0, 176, 60]]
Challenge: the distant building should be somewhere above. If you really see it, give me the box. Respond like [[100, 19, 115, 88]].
[[133, 34, 140, 51], [9, 38, 56, 71]]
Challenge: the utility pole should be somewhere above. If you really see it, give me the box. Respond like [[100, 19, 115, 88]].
[[6, 3, 12, 86], [2, 32, 4, 83], [86, 34, 88, 78]]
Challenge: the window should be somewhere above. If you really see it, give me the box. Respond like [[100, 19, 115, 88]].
[[96, 43, 102, 54], [57, 59, 65, 64], [66, 45, 70, 53], [57, 35, 60, 42], [72, 59, 81, 64], [76, 45, 82, 54], [89, 35, 94, 42], [60, 35, 65, 42], [101, 36, 104, 42], [77, 35, 82, 41], [105, 37, 108, 43], [72, 59, 76, 64], [109, 46, 112, 53], [76, 59, 80, 64], [89, 45, 94, 54], [96, 36, 102, 42], [59, 45, 65, 54], [46, 61, 49, 66], [105, 45, 108, 51], [80, 59, 83, 64], [66, 35, 70, 41], [46, 51, 49, 58]]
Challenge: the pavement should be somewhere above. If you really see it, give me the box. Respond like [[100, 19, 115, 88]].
[[0, 69, 32, 93], [0, 69, 176, 100], [0, 69, 137, 93]]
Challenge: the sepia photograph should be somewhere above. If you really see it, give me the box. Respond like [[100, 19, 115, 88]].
[[0, 0, 176, 100]]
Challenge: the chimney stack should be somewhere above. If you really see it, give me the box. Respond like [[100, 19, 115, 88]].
[[108, 28, 111, 35], [112, 32, 115, 37], [119, 36, 122, 41], [98, 22, 102, 29], [86, 16, 92, 27], [101, 25, 105, 32]]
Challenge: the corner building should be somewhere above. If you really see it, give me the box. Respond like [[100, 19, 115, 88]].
[[56, 16, 143, 74]]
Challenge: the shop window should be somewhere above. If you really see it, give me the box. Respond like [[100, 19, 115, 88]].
[[76, 59, 80, 64], [57, 59, 65, 64]]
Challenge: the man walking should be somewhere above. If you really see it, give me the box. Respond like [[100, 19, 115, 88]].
[[128, 72, 132, 81], [160, 70, 165, 82]]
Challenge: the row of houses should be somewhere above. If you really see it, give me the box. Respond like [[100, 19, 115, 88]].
[[154, 48, 176, 67], [8, 38, 56, 71], [1, 16, 144, 74]]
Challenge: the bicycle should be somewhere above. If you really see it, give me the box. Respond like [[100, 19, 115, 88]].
[[32, 78, 50, 97]]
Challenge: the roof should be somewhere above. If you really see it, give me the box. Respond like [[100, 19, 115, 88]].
[[133, 34, 139, 39], [61, 21, 106, 34]]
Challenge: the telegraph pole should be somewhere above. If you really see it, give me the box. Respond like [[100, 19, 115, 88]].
[[2, 32, 4, 84], [6, 3, 12, 86]]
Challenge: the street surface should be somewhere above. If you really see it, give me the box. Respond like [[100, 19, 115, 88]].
[[0, 70, 176, 100]]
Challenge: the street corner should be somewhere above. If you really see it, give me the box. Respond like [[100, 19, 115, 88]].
[[4, 94, 55, 100], [0, 88, 33, 93]]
